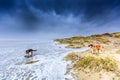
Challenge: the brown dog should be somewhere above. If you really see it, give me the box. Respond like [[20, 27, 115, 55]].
[[88, 44, 104, 53], [24, 49, 37, 58]]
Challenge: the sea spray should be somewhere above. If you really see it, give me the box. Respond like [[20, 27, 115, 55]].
[[0, 40, 88, 80]]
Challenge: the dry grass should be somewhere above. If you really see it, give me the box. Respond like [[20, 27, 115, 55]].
[[55, 32, 120, 49], [65, 53, 78, 61], [92, 37, 110, 44], [60, 32, 120, 80], [116, 49, 120, 54], [73, 56, 118, 72], [91, 33, 113, 37], [113, 32, 120, 38], [55, 35, 110, 48]]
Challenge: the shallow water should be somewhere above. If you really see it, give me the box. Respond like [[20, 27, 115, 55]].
[[0, 40, 89, 80]]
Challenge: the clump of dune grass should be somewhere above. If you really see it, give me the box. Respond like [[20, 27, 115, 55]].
[[117, 49, 120, 54], [113, 32, 120, 38], [92, 37, 110, 44], [65, 53, 78, 61], [74, 56, 118, 72]]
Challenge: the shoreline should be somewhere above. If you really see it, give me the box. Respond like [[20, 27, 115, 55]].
[[55, 32, 120, 80], [54, 41, 90, 80]]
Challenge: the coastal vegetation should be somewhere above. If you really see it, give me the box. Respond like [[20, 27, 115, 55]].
[[65, 52, 120, 80], [65, 53, 118, 71], [117, 49, 120, 54], [55, 32, 120, 48], [65, 52, 78, 61], [56, 32, 120, 80]]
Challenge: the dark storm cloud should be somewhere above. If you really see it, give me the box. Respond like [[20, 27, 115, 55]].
[[0, 0, 15, 11], [29, 0, 120, 20], [0, 0, 120, 36], [0, 0, 120, 21]]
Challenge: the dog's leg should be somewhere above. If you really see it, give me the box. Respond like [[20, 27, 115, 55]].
[[90, 48, 93, 53], [98, 49, 100, 53], [99, 47, 103, 53], [101, 47, 104, 53], [92, 49, 94, 54], [29, 51, 33, 57], [27, 53, 29, 57], [95, 48, 97, 53], [93, 49, 95, 54], [25, 53, 29, 58], [29, 52, 31, 57], [100, 49, 102, 53], [31, 51, 33, 57]]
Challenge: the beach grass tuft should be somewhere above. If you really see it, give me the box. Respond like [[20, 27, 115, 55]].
[[65, 53, 78, 61], [74, 56, 118, 72]]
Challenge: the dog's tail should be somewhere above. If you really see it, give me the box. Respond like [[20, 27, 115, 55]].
[[33, 50, 37, 51]]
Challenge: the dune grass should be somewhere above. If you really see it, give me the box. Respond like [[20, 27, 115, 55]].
[[73, 56, 118, 72], [117, 49, 120, 54], [55, 36, 110, 48], [65, 53, 78, 61], [113, 32, 120, 38], [91, 33, 113, 37], [55, 32, 120, 49]]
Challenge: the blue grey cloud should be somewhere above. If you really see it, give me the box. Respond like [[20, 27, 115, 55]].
[[0, 0, 120, 38]]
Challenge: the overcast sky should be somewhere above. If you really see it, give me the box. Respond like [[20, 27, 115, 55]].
[[0, 0, 120, 39]]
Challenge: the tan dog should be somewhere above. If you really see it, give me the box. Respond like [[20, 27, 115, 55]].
[[24, 49, 37, 58], [88, 44, 104, 53]]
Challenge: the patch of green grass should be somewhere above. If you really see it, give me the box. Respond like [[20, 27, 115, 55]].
[[65, 53, 78, 61], [74, 56, 118, 72]]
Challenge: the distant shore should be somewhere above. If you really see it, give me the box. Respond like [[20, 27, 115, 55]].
[[56, 32, 120, 80]]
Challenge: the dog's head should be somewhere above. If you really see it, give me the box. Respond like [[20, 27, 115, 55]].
[[88, 44, 94, 47]]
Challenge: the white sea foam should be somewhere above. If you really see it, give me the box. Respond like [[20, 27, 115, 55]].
[[0, 40, 88, 80]]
